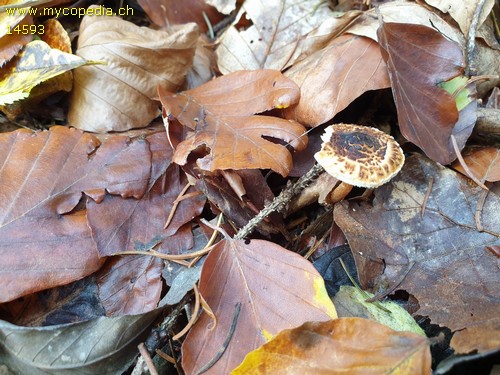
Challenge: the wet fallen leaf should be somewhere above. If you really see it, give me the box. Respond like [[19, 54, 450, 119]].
[[216, 0, 360, 73], [283, 34, 390, 127], [0, 126, 152, 302], [334, 154, 500, 331], [378, 22, 474, 165], [0, 40, 87, 105], [160, 70, 307, 177], [0, 308, 160, 374], [68, 8, 199, 132], [182, 238, 337, 374], [333, 285, 425, 335], [232, 318, 431, 375], [452, 147, 500, 182]]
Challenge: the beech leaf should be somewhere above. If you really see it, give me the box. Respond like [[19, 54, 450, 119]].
[[216, 0, 360, 73], [283, 34, 390, 127], [0, 126, 151, 302], [160, 70, 307, 177], [377, 22, 474, 165], [334, 154, 500, 331], [68, 8, 199, 132], [181, 238, 337, 374], [233, 318, 431, 375], [452, 147, 500, 183]]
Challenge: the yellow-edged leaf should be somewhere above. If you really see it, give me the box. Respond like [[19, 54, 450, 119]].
[[0, 40, 88, 105]]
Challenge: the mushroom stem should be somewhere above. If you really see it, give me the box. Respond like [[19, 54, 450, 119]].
[[327, 181, 353, 204], [234, 163, 325, 240]]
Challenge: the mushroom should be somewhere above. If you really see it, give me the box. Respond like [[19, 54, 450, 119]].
[[314, 123, 405, 203], [235, 123, 404, 239]]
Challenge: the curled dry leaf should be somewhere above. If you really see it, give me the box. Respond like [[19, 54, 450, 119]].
[[233, 318, 431, 375], [160, 70, 307, 177], [216, 0, 361, 73], [182, 239, 337, 374], [0, 126, 152, 302], [68, 8, 199, 132], [283, 34, 390, 127], [334, 154, 500, 331], [0, 16, 32, 66], [378, 22, 474, 165]]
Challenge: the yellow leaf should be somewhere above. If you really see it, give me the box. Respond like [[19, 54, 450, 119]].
[[0, 40, 87, 105]]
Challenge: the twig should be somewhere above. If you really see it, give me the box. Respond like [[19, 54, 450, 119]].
[[465, 0, 487, 75], [421, 176, 433, 217], [194, 302, 242, 375], [164, 181, 192, 229], [138, 343, 159, 375], [235, 163, 325, 239], [475, 187, 489, 232]]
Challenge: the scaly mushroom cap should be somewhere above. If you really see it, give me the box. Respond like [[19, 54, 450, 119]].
[[314, 124, 405, 188]]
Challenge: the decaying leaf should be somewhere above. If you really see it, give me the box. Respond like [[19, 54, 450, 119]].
[[216, 0, 360, 73], [0, 126, 152, 302], [452, 147, 500, 182], [0, 40, 87, 105], [182, 238, 337, 374], [160, 70, 307, 177], [283, 34, 390, 127], [378, 22, 474, 165], [0, 309, 160, 374], [333, 285, 425, 336], [68, 8, 199, 132], [232, 318, 431, 375], [334, 154, 500, 331]]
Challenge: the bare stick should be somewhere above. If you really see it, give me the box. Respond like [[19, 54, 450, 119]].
[[465, 0, 487, 75], [234, 163, 325, 239]]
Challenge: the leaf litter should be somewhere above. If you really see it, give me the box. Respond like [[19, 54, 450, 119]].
[[0, 0, 499, 374]]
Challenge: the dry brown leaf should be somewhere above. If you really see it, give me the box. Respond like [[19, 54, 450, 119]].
[[347, 2, 463, 45], [283, 34, 390, 127], [216, 0, 361, 73], [160, 70, 307, 177], [68, 7, 199, 132], [137, 0, 223, 32], [233, 318, 431, 375], [424, 0, 495, 38], [0, 126, 152, 302], [182, 238, 337, 374], [450, 319, 500, 354], [334, 154, 500, 331], [453, 147, 500, 183]]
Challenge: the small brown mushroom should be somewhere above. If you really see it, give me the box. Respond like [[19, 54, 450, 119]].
[[235, 123, 405, 239], [314, 123, 405, 203]]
